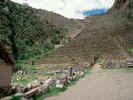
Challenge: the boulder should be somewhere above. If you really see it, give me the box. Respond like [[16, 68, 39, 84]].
[[72, 75, 77, 80], [16, 70, 23, 75], [38, 84, 49, 94], [79, 71, 84, 76], [3, 7, 9, 12], [57, 73, 68, 85], [31, 80, 40, 88], [76, 71, 84, 76], [14, 93, 24, 97], [67, 76, 73, 83], [23, 83, 32, 92], [56, 80, 64, 88], [27, 83, 32, 90], [56, 84, 64, 88], [38, 77, 47, 85], [16, 85, 25, 93], [45, 78, 55, 87]]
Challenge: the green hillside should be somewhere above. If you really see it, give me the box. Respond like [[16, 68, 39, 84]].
[[0, 0, 71, 63]]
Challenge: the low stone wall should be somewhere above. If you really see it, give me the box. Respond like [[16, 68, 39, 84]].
[[102, 58, 133, 68]]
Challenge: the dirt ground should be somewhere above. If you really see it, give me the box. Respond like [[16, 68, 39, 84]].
[[45, 64, 133, 100]]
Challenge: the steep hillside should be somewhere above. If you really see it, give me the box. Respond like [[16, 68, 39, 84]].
[[36, 9, 84, 38], [36, 0, 133, 64], [0, 0, 82, 63]]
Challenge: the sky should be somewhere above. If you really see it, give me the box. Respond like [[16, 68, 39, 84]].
[[83, 9, 107, 16], [11, 0, 115, 19]]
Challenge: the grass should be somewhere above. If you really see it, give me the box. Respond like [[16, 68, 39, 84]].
[[17, 64, 36, 71], [11, 96, 21, 100], [12, 73, 38, 85], [16, 48, 55, 65], [12, 64, 39, 85], [34, 66, 92, 100], [12, 63, 68, 86], [128, 48, 133, 53], [96, 58, 104, 64]]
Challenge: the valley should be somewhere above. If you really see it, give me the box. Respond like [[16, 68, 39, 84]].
[[1, 0, 133, 100]]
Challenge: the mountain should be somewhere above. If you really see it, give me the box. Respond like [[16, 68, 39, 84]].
[[35, 0, 133, 64], [1, 0, 133, 65], [36, 9, 84, 38], [0, 0, 83, 63]]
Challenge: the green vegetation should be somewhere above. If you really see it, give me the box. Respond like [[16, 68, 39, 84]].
[[11, 96, 21, 100], [12, 64, 38, 85], [128, 48, 133, 52], [12, 65, 92, 100], [0, 0, 68, 66], [96, 58, 104, 64], [16, 48, 55, 64], [12, 62, 71, 85]]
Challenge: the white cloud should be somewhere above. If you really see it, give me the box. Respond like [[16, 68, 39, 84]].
[[11, 0, 115, 19]]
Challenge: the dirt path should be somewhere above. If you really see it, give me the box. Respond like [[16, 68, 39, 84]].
[[45, 64, 133, 100]]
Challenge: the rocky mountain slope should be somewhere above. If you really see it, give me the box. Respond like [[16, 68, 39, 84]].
[[36, 9, 84, 38], [36, 0, 133, 64]]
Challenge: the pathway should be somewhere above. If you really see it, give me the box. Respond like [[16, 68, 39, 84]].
[[45, 64, 133, 100]]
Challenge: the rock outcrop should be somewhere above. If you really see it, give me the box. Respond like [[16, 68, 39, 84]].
[[110, 0, 133, 18]]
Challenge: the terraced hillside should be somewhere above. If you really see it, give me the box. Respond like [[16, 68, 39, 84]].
[[35, 0, 133, 65], [36, 9, 84, 38], [0, 0, 84, 64]]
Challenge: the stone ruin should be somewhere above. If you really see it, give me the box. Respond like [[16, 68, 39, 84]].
[[102, 57, 133, 68]]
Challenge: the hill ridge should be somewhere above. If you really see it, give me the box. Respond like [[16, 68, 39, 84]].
[[35, 0, 133, 64]]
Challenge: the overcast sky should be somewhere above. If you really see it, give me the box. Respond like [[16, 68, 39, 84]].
[[11, 0, 115, 19]]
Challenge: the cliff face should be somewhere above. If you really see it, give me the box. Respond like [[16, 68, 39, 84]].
[[110, 0, 133, 18], [112, 0, 128, 9]]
